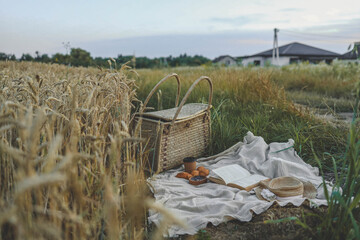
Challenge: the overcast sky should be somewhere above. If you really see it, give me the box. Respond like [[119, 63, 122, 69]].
[[1, 0, 359, 58]]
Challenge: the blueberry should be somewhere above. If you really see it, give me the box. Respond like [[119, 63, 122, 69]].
[[192, 176, 204, 181]]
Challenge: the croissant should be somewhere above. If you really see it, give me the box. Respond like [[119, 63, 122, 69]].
[[176, 172, 192, 180]]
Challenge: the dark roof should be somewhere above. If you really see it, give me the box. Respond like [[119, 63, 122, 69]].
[[213, 55, 236, 62], [250, 42, 340, 58], [339, 43, 360, 60]]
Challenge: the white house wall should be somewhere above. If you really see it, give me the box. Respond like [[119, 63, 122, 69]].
[[217, 56, 237, 66], [242, 57, 264, 66], [269, 56, 291, 66], [242, 56, 292, 66]]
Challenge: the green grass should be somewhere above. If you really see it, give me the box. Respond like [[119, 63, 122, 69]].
[[314, 114, 360, 239], [210, 100, 347, 167], [272, 62, 359, 99], [135, 65, 351, 168]]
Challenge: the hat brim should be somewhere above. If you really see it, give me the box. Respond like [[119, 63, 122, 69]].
[[255, 177, 317, 200]]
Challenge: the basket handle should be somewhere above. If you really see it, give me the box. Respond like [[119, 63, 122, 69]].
[[170, 76, 213, 127], [140, 73, 181, 114]]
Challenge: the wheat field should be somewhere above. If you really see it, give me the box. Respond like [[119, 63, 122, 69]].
[[0, 61, 185, 239]]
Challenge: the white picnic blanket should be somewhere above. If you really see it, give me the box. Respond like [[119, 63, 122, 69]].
[[148, 132, 330, 237]]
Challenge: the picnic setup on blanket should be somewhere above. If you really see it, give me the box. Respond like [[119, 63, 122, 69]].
[[136, 74, 331, 237]]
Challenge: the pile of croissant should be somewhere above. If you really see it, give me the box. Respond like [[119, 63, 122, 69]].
[[175, 166, 210, 180]]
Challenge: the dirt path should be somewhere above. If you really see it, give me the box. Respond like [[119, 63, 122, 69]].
[[294, 103, 355, 125], [314, 111, 354, 124]]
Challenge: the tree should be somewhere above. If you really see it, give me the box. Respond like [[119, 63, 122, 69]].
[[8, 54, 16, 61], [40, 54, 51, 63], [93, 57, 109, 68], [35, 51, 41, 62], [0, 53, 8, 61], [52, 53, 69, 65], [0, 53, 16, 61], [70, 48, 92, 67], [20, 53, 33, 61], [1, 49, 212, 69], [117, 55, 133, 65]]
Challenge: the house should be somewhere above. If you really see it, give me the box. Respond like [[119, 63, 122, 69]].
[[241, 42, 340, 67], [213, 55, 237, 66], [338, 42, 360, 62]]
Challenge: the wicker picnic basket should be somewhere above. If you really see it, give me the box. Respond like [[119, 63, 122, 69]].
[[136, 73, 213, 173]]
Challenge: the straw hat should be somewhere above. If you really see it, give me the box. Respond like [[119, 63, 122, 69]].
[[255, 176, 317, 200]]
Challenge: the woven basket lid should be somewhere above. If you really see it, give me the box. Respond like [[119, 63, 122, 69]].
[[138, 103, 209, 122]]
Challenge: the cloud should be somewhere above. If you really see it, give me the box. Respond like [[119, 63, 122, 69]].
[[281, 18, 360, 43], [279, 8, 303, 12], [210, 15, 263, 26]]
